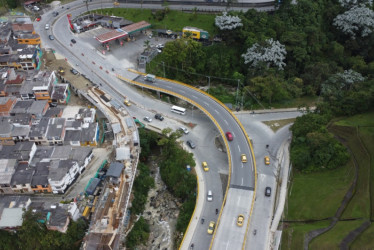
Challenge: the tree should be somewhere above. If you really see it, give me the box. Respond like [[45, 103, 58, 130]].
[[321, 69, 365, 98], [215, 12, 243, 30], [333, 5, 374, 38], [242, 38, 287, 70], [338, 0, 373, 8], [143, 40, 151, 51]]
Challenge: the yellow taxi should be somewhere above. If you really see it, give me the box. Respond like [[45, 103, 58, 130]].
[[237, 214, 245, 227], [265, 156, 270, 165], [241, 154, 247, 163], [124, 99, 131, 106], [207, 221, 215, 234], [202, 161, 209, 172]]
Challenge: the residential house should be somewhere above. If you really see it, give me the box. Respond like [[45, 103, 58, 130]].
[[80, 122, 99, 146], [12, 23, 41, 45], [0, 197, 31, 230], [48, 159, 79, 194], [46, 117, 66, 145], [0, 117, 14, 145], [76, 108, 96, 123], [51, 84, 70, 104], [46, 205, 70, 233], [10, 99, 33, 115], [31, 162, 52, 193], [43, 107, 63, 118], [0, 141, 37, 164], [20, 70, 56, 101], [29, 117, 49, 145], [0, 159, 16, 194], [28, 100, 49, 118], [0, 96, 16, 116], [10, 163, 34, 193], [64, 119, 82, 146], [70, 147, 93, 173]]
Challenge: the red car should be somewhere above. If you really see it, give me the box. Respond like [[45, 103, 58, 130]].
[[36, 17, 41, 22], [226, 132, 233, 141]]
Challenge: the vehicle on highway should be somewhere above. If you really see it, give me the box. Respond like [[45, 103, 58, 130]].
[[45, 24, 49, 30], [237, 214, 244, 227], [71, 38, 77, 44], [144, 74, 155, 83], [171, 105, 186, 115], [241, 154, 247, 163], [226, 132, 233, 141], [70, 68, 79, 75], [48, 35, 54, 40], [207, 190, 213, 201], [123, 99, 131, 106], [186, 140, 196, 149], [143, 116, 152, 122], [265, 156, 270, 165], [52, 11, 59, 16], [202, 161, 209, 172], [36, 17, 41, 22], [265, 187, 271, 197], [178, 127, 189, 134], [154, 113, 164, 121], [207, 221, 215, 234]]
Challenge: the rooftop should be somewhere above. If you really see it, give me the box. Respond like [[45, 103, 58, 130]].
[[107, 162, 123, 178], [29, 117, 49, 138], [11, 163, 34, 186]]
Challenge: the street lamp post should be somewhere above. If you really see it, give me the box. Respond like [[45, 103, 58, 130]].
[[162, 61, 165, 78], [207, 76, 211, 94], [235, 79, 240, 109]]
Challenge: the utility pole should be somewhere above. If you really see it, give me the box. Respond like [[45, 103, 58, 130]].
[[162, 61, 165, 78], [207, 76, 211, 94], [235, 79, 240, 110]]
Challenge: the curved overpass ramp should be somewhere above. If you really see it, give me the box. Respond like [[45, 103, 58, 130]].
[[118, 73, 257, 249]]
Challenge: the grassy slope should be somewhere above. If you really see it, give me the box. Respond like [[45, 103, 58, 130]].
[[286, 161, 354, 220], [351, 223, 374, 249], [281, 221, 330, 250], [309, 220, 365, 250]]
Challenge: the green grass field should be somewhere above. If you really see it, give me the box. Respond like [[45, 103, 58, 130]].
[[351, 223, 374, 249], [91, 8, 217, 35], [281, 221, 330, 250], [309, 220, 365, 250], [286, 161, 354, 220]]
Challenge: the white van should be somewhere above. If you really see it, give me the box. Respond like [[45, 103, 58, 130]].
[[144, 74, 155, 83], [207, 190, 213, 201], [45, 24, 49, 30]]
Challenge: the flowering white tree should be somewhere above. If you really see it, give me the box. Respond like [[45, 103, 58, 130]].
[[241, 38, 287, 70], [333, 5, 374, 38], [322, 69, 365, 96], [215, 12, 243, 30], [338, 0, 372, 8]]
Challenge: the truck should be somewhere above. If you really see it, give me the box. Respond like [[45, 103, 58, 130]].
[[144, 74, 156, 83], [182, 26, 209, 41]]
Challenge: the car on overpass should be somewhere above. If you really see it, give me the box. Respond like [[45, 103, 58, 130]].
[[207, 221, 215, 234], [241, 154, 247, 163], [237, 214, 244, 227], [265, 156, 270, 165]]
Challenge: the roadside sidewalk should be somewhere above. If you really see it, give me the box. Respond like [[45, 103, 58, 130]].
[[234, 107, 314, 115]]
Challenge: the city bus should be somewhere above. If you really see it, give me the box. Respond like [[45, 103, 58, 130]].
[[171, 105, 186, 115]]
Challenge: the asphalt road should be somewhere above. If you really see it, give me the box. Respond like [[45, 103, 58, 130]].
[[33, 2, 294, 249]]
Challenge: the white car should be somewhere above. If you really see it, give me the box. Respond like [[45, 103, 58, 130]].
[[143, 116, 152, 122], [33, 6, 40, 11], [207, 190, 213, 201], [45, 24, 49, 30], [179, 127, 189, 134]]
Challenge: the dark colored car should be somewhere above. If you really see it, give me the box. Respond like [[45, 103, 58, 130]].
[[48, 35, 54, 40], [186, 140, 196, 149], [71, 39, 76, 44], [226, 132, 233, 141], [265, 187, 271, 197], [155, 113, 164, 121], [70, 68, 79, 75]]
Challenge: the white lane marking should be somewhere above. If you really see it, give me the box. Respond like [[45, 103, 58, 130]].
[[232, 132, 236, 137], [192, 95, 197, 99], [225, 242, 230, 250], [203, 101, 209, 106], [180, 90, 185, 94], [241, 163, 244, 168], [224, 119, 228, 125], [214, 109, 219, 114], [252, 162, 253, 171], [238, 145, 241, 152], [241, 178, 244, 185]]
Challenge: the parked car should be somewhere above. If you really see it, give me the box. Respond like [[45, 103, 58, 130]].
[[178, 127, 189, 134], [207, 221, 215, 234], [154, 113, 164, 121], [241, 154, 247, 163], [226, 132, 233, 141], [202, 161, 209, 172], [70, 68, 79, 75], [265, 187, 271, 197], [237, 214, 244, 227], [207, 190, 213, 202], [71, 38, 76, 44], [48, 35, 54, 40], [265, 156, 270, 165], [186, 140, 196, 149], [36, 16, 41, 22], [33, 6, 40, 11], [143, 116, 152, 122]]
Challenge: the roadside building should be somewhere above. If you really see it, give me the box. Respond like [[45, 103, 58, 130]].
[[46, 117, 66, 146], [48, 159, 79, 194], [0, 96, 16, 116], [29, 117, 50, 145], [77, 108, 96, 123], [31, 162, 52, 193], [10, 162, 34, 193], [0, 159, 17, 194], [51, 84, 70, 104], [80, 122, 99, 146], [0, 117, 14, 145], [46, 205, 70, 233], [0, 141, 37, 164]]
